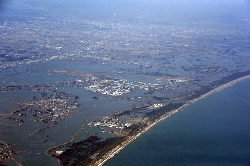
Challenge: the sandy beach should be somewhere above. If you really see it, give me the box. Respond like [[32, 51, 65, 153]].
[[94, 74, 250, 166], [190, 74, 250, 103]]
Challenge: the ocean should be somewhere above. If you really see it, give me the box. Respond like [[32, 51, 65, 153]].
[[105, 79, 250, 166]]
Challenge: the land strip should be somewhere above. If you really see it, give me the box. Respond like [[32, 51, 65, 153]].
[[50, 72, 250, 166], [93, 73, 250, 166]]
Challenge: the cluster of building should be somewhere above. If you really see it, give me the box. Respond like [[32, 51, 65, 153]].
[[0, 141, 17, 164], [8, 92, 80, 125], [88, 103, 164, 136], [84, 78, 153, 96], [90, 116, 133, 136], [148, 103, 164, 109], [70, 76, 167, 97], [92, 118, 129, 130]]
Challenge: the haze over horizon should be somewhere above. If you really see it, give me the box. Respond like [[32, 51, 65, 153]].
[[0, 0, 250, 165]]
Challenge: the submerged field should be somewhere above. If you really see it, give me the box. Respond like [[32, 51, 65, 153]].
[[1, 0, 250, 165]]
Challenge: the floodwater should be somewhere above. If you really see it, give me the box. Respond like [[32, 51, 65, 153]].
[[105, 79, 250, 166]]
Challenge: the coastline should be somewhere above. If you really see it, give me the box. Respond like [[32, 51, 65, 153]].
[[95, 103, 189, 166], [93, 74, 250, 166], [189, 74, 250, 103]]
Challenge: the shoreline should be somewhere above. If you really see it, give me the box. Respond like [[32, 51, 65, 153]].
[[94, 74, 250, 166], [95, 103, 189, 166], [189, 74, 250, 103]]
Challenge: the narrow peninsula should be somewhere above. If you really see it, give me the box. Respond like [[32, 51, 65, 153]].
[[45, 71, 250, 166]]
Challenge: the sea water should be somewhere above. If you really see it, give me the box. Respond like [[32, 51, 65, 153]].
[[105, 79, 250, 166]]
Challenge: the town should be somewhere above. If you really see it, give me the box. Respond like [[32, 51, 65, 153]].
[[1, 1, 250, 165]]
